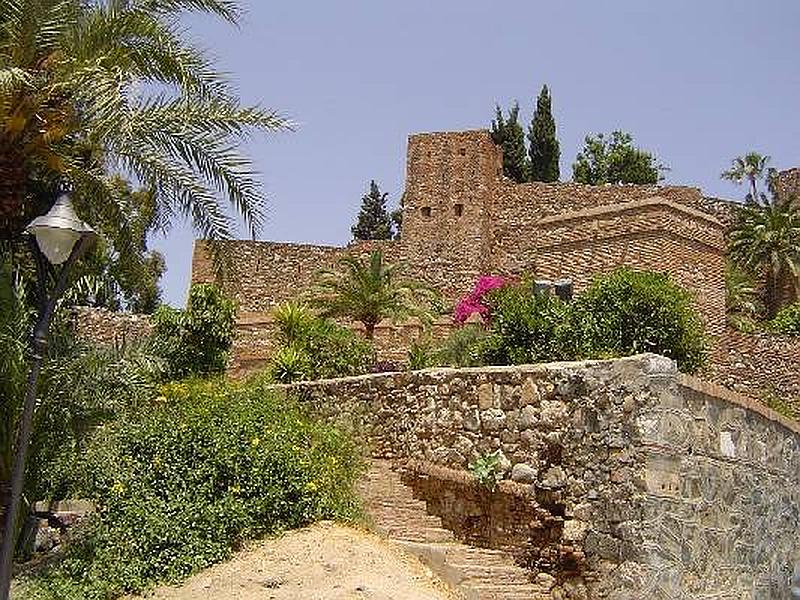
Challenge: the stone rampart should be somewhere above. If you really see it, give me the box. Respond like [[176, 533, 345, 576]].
[[73, 306, 153, 347], [275, 354, 800, 599], [712, 329, 800, 408]]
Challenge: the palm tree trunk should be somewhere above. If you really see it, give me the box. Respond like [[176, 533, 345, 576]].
[[364, 321, 376, 340], [0, 150, 26, 241], [0, 480, 8, 548], [766, 268, 780, 319]]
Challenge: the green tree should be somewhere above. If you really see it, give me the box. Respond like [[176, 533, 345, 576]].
[[351, 180, 393, 240], [729, 200, 800, 318], [527, 85, 560, 182], [721, 152, 772, 204], [151, 283, 236, 378], [0, 0, 290, 263], [311, 250, 433, 340], [569, 268, 707, 373], [491, 102, 528, 183], [572, 131, 665, 185]]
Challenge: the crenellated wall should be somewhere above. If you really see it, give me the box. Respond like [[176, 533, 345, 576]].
[[273, 354, 800, 599]]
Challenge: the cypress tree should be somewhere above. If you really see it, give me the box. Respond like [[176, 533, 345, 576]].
[[528, 85, 561, 182], [351, 180, 394, 240], [490, 102, 528, 183]]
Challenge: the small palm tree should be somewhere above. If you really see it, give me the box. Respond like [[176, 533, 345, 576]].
[[0, 0, 290, 257], [729, 201, 800, 318], [311, 250, 433, 340], [724, 263, 763, 331], [721, 152, 771, 204]]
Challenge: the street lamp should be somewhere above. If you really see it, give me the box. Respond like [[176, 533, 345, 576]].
[[0, 193, 96, 600]]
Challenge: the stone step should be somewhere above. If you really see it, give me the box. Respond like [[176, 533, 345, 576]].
[[361, 460, 549, 600]]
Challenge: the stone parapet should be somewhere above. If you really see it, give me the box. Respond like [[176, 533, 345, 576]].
[[274, 354, 800, 599]]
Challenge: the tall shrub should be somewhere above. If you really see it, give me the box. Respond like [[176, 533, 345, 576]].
[[478, 281, 573, 365], [569, 268, 707, 373], [770, 302, 800, 335], [151, 284, 236, 378], [19, 380, 363, 600]]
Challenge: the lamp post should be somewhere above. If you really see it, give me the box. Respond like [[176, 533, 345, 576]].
[[0, 194, 96, 600]]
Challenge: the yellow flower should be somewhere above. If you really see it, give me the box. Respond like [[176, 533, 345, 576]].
[[111, 481, 125, 495], [250, 437, 260, 447], [304, 481, 318, 493]]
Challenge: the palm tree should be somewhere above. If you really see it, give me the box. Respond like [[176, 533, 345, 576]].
[[721, 152, 771, 204], [0, 0, 290, 256], [729, 201, 800, 318], [311, 250, 434, 340], [724, 262, 763, 331]]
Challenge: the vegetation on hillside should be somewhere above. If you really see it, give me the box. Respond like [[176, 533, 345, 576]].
[[268, 301, 373, 383], [17, 379, 363, 600]]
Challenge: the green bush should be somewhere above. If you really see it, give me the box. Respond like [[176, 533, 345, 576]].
[[29, 341, 166, 502], [19, 379, 363, 600], [478, 281, 573, 366], [269, 345, 311, 383], [437, 324, 487, 368], [770, 302, 800, 335], [407, 338, 438, 370], [468, 451, 504, 491], [151, 284, 235, 378], [267, 308, 373, 382], [569, 268, 707, 373]]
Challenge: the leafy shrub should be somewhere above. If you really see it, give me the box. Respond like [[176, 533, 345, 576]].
[[437, 324, 487, 368], [268, 345, 311, 383], [569, 268, 707, 373], [151, 284, 236, 378], [454, 274, 508, 323], [468, 451, 504, 491], [407, 339, 438, 370], [267, 310, 373, 383], [19, 379, 363, 600], [478, 281, 573, 366], [770, 302, 800, 335], [273, 301, 315, 344]]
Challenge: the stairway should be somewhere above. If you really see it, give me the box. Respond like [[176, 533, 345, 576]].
[[358, 460, 553, 600]]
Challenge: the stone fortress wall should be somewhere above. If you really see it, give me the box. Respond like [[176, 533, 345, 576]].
[[192, 128, 737, 356], [274, 354, 800, 599], [193, 130, 727, 337]]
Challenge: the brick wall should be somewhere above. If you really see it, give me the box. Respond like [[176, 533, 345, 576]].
[[711, 328, 800, 402], [777, 168, 800, 204], [274, 354, 800, 599]]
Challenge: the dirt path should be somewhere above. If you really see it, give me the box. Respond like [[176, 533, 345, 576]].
[[137, 522, 462, 600]]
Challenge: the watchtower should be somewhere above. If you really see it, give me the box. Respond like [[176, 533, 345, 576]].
[[400, 130, 502, 299]]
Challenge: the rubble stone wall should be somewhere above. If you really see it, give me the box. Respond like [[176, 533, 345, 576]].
[[275, 354, 800, 599]]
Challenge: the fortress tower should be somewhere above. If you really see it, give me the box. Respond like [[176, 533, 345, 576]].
[[399, 130, 502, 299]]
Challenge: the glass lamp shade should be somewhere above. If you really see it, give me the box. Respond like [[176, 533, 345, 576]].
[[25, 194, 97, 265], [29, 226, 82, 265]]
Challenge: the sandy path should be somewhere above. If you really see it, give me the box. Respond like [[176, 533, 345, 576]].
[[137, 522, 462, 600]]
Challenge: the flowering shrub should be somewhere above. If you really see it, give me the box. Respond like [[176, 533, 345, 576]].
[[454, 275, 508, 323]]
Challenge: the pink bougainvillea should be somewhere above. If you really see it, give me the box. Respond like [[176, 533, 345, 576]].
[[454, 275, 508, 324]]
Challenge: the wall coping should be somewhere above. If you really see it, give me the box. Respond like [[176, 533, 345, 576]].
[[678, 373, 800, 435], [536, 196, 724, 228], [273, 353, 800, 437]]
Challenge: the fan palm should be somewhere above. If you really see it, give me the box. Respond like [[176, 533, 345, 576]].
[[0, 0, 290, 257], [311, 250, 434, 340], [721, 152, 771, 204], [729, 201, 800, 318]]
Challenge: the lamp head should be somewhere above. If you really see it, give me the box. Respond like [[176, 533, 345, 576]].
[[25, 194, 97, 264]]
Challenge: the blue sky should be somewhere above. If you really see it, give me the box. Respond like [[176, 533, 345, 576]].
[[152, 0, 800, 306]]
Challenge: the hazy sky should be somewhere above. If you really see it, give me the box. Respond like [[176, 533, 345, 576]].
[[152, 0, 800, 306]]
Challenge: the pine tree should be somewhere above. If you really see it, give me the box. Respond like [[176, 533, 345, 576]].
[[351, 180, 394, 240], [528, 85, 561, 182], [490, 103, 528, 183]]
